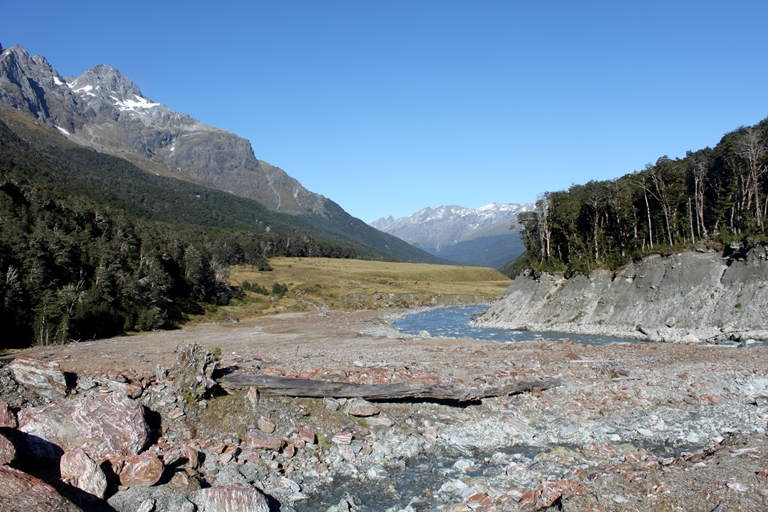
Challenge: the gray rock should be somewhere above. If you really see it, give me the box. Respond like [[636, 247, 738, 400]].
[[9, 355, 69, 398], [190, 486, 270, 512], [60, 447, 108, 499], [0, 465, 83, 511], [172, 343, 217, 400]]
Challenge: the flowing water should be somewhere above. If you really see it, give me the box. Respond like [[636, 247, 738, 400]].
[[394, 305, 637, 346]]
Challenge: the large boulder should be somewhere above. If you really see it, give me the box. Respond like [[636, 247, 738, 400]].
[[0, 465, 83, 511], [110, 453, 164, 488], [172, 343, 217, 400], [18, 392, 149, 461]]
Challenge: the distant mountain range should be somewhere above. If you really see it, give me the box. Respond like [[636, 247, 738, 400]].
[[371, 203, 532, 269], [0, 43, 441, 263]]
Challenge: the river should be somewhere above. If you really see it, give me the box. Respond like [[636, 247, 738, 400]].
[[394, 305, 636, 346]]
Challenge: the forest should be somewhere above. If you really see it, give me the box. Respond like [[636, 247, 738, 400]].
[[0, 120, 354, 348], [515, 116, 768, 274]]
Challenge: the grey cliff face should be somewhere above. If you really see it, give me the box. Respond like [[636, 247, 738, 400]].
[[476, 242, 768, 342], [0, 45, 327, 216]]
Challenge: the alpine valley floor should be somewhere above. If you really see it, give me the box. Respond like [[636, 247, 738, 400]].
[[2, 308, 768, 511]]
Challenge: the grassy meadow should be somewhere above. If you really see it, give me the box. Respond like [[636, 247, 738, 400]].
[[198, 257, 511, 322]]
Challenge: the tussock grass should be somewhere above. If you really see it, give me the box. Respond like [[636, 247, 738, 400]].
[[199, 257, 511, 321]]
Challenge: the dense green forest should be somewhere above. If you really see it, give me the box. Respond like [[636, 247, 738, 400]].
[[515, 116, 768, 274], [0, 119, 354, 348]]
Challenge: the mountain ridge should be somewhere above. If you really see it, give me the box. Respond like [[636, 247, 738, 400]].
[[0, 44, 441, 263], [371, 202, 532, 268]]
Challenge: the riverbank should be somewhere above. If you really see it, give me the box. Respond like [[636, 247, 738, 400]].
[[474, 242, 768, 344], [1, 309, 767, 511]]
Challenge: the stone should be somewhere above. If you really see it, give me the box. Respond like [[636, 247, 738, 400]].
[[60, 447, 108, 499], [366, 464, 389, 479], [137, 499, 156, 512], [257, 416, 276, 434], [0, 431, 17, 465], [111, 453, 164, 487], [365, 416, 394, 427], [0, 465, 84, 511], [18, 392, 149, 461], [346, 398, 380, 417], [332, 431, 353, 445], [9, 355, 69, 398], [244, 431, 283, 451], [168, 470, 202, 493], [0, 401, 17, 428], [172, 343, 217, 400], [299, 427, 316, 444], [339, 444, 355, 462], [190, 486, 270, 512], [246, 387, 259, 405]]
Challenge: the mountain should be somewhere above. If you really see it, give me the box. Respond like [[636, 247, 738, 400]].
[[370, 203, 532, 268], [0, 44, 441, 263]]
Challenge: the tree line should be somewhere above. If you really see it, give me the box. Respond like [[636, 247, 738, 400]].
[[516, 116, 768, 273]]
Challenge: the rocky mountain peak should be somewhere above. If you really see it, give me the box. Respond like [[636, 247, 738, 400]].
[[68, 64, 145, 102]]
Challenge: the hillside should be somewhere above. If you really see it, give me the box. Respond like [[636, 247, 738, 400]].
[[0, 44, 440, 263]]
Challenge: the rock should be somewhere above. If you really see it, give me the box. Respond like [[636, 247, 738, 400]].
[[9, 355, 69, 398], [18, 392, 149, 461], [0, 402, 17, 428], [339, 444, 355, 462], [418, 330, 432, 338], [244, 431, 283, 451], [0, 431, 17, 465], [257, 416, 276, 433], [246, 387, 259, 405], [453, 458, 475, 473], [0, 465, 83, 511], [60, 447, 108, 499], [168, 471, 203, 493], [190, 486, 270, 512], [346, 398, 380, 417], [172, 343, 217, 400], [366, 464, 389, 480], [111, 453, 164, 488], [332, 431, 353, 444], [299, 427, 316, 444], [324, 397, 341, 410]]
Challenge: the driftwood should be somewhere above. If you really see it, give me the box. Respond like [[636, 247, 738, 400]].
[[217, 374, 561, 402]]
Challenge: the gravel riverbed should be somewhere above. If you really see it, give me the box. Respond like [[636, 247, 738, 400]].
[[3, 309, 768, 511]]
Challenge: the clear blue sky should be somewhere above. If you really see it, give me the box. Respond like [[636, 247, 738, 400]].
[[4, 1, 768, 223]]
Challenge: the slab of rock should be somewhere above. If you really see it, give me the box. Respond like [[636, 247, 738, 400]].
[[298, 427, 316, 444], [346, 398, 380, 417], [0, 431, 17, 465], [60, 447, 108, 500], [18, 392, 149, 461], [332, 431, 353, 445], [111, 453, 164, 488], [243, 431, 283, 451], [257, 416, 276, 434], [172, 343, 217, 400], [190, 486, 269, 512], [9, 355, 69, 398], [0, 465, 83, 511], [0, 402, 17, 428]]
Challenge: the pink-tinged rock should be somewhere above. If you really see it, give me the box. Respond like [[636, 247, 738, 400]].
[[0, 431, 17, 465], [60, 447, 108, 499], [365, 416, 394, 427], [185, 447, 200, 469], [190, 486, 269, 512], [257, 416, 276, 434], [346, 398, 380, 417], [18, 392, 148, 461], [168, 470, 202, 493], [299, 427, 316, 444], [0, 465, 83, 511], [168, 407, 185, 420], [111, 453, 164, 487], [244, 431, 283, 451], [0, 402, 17, 428], [519, 480, 585, 511], [283, 443, 295, 458], [9, 355, 68, 397], [332, 431, 353, 444]]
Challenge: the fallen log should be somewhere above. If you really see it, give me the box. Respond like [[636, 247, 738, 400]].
[[217, 374, 560, 402]]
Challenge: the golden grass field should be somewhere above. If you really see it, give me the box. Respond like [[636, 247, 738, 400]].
[[200, 257, 511, 322]]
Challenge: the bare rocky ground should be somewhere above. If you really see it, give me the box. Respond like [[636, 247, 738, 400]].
[[1, 308, 768, 511]]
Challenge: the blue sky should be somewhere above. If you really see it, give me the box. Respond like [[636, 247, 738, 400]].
[[4, 1, 768, 223]]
